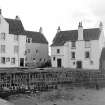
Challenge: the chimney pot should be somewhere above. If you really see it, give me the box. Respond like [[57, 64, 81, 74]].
[[57, 26, 61, 33], [15, 15, 20, 20], [39, 27, 43, 33], [99, 21, 103, 30]]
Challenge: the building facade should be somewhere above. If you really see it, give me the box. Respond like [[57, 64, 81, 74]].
[[51, 22, 105, 69], [0, 10, 26, 67], [0, 10, 49, 68], [25, 28, 49, 67]]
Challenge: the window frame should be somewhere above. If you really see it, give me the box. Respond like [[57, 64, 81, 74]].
[[57, 49, 60, 54], [85, 41, 91, 48], [71, 41, 76, 48], [27, 49, 30, 53], [0, 33, 6, 40], [1, 57, 5, 64], [26, 38, 32, 43], [6, 57, 10, 62], [71, 52, 75, 59], [53, 57, 55, 61], [85, 51, 90, 58], [11, 58, 15, 64], [1, 45, 5, 53]]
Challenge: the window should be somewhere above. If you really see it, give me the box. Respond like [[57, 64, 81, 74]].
[[14, 45, 19, 54], [36, 49, 38, 53], [44, 59, 46, 62], [71, 41, 76, 48], [33, 58, 36, 60], [6, 57, 10, 62], [1, 45, 5, 53], [90, 60, 93, 64], [0, 33, 6, 40], [1, 57, 5, 64], [26, 38, 32, 43], [53, 57, 55, 61], [25, 50, 27, 55], [73, 62, 75, 65], [57, 49, 60, 53], [40, 58, 42, 61], [14, 35, 19, 41], [71, 52, 75, 59], [27, 49, 30, 53], [11, 58, 15, 64], [85, 41, 91, 48], [85, 51, 90, 58]]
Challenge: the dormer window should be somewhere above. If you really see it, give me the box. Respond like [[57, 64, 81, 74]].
[[71, 41, 76, 48], [26, 38, 32, 43]]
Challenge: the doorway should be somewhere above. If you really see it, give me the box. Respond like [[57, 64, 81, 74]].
[[20, 58, 24, 67], [76, 61, 82, 69], [57, 58, 62, 67]]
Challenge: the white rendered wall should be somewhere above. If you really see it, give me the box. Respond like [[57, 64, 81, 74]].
[[0, 15, 26, 67], [51, 46, 64, 67], [0, 15, 9, 33], [51, 39, 104, 69]]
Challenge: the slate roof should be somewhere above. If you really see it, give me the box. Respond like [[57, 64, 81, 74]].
[[51, 28, 101, 46], [25, 30, 48, 44], [4, 18, 48, 44], [5, 18, 25, 35]]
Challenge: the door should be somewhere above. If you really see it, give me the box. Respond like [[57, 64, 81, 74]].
[[76, 61, 82, 69], [57, 58, 62, 67], [20, 58, 24, 67]]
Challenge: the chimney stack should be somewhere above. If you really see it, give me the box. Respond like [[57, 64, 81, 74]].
[[39, 27, 43, 33], [15, 15, 20, 20], [78, 22, 83, 40], [57, 26, 61, 33], [99, 21, 103, 30]]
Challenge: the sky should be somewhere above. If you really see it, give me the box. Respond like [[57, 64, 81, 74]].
[[0, 0, 105, 47]]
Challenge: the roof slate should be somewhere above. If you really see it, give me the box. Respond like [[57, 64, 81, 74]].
[[5, 18, 25, 35], [51, 28, 101, 46], [4, 18, 48, 44], [25, 30, 48, 44]]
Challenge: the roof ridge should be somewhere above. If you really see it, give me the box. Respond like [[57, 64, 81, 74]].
[[5, 17, 21, 21], [25, 30, 41, 33], [60, 28, 99, 32]]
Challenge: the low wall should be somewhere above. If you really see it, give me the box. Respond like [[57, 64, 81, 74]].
[[56, 69, 105, 88]]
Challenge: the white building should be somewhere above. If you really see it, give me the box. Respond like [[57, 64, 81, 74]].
[[0, 10, 26, 67], [51, 22, 105, 70], [25, 27, 49, 67]]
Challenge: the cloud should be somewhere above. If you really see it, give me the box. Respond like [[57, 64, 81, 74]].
[[87, 0, 105, 22]]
